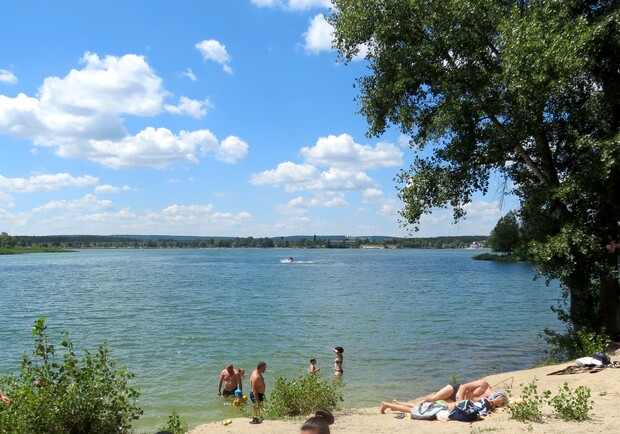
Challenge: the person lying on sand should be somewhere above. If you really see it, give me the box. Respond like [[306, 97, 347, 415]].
[[380, 391, 508, 415], [380, 379, 504, 414]]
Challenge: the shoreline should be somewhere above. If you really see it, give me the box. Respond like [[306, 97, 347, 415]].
[[187, 349, 620, 433]]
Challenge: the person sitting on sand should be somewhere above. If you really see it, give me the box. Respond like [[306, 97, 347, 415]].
[[380, 379, 505, 413], [300, 408, 334, 434]]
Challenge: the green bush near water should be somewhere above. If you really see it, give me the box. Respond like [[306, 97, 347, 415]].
[[508, 378, 593, 423], [0, 318, 142, 434], [159, 408, 188, 434], [258, 371, 343, 419]]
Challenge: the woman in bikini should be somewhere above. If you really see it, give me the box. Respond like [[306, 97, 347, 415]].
[[333, 346, 344, 376]]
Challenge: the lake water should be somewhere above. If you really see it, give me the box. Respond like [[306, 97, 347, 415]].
[[0, 248, 563, 432]]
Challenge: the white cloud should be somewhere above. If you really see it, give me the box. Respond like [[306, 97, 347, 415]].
[[54, 127, 247, 169], [163, 204, 214, 215], [165, 96, 213, 119], [0, 69, 17, 84], [13, 198, 254, 235], [0, 191, 14, 208], [362, 188, 384, 203], [289, 0, 331, 10], [62, 127, 200, 169], [250, 162, 320, 187], [303, 14, 333, 54], [251, 0, 330, 10], [301, 133, 403, 169], [41, 52, 165, 117], [0, 52, 246, 169], [215, 136, 249, 163], [33, 194, 113, 213], [309, 167, 374, 191], [195, 39, 233, 74], [94, 184, 135, 194], [278, 192, 349, 214], [181, 68, 197, 81], [251, 162, 374, 193], [0, 173, 98, 193]]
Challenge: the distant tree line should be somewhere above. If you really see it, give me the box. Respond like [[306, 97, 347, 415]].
[[3, 233, 487, 250]]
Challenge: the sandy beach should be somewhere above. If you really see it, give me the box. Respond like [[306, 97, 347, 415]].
[[188, 349, 620, 433]]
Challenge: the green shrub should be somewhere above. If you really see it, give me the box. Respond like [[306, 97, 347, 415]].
[[508, 378, 550, 423], [508, 378, 594, 424], [0, 318, 142, 433], [549, 382, 593, 421], [260, 371, 343, 419], [159, 408, 188, 434]]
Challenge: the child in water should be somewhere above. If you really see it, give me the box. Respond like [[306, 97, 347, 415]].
[[309, 358, 320, 373], [233, 389, 248, 407]]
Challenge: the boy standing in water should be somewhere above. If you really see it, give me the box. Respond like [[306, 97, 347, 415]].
[[309, 358, 320, 373]]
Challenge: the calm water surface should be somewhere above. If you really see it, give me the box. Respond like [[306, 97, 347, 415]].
[[0, 248, 562, 432]]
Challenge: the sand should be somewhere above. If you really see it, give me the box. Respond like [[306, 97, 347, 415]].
[[188, 349, 620, 434]]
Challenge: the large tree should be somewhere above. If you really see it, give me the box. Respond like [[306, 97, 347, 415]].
[[329, 0, 620, 337]]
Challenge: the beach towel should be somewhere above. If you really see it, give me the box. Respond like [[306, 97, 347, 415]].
[[410, 401, 449, 420]]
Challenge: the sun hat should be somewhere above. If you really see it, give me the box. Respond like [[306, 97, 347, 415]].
[[488, 391, 508, 405]]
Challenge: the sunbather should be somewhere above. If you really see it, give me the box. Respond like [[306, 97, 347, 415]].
[[380, 379, 506, 413], [380, 391, 507, 415]]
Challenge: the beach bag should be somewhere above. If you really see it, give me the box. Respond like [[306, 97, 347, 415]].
[[410, 401, 449, 420], [448, 400, 479, 422], [592, 352, 611, 365]]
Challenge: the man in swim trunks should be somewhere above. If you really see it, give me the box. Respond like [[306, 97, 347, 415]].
[[420, 379, 496, 403], [250, 361, 267, 404], [217, 364, 242, 397]]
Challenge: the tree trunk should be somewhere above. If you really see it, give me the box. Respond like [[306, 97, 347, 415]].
[[600, 255, 620, 337]]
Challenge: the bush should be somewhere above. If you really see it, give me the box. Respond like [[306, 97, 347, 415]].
[[508, 378, 594, 423], [0, 318, 142, 433], [159, 408, 188, 434], [508, 378, 549, 423], [260, 371, 343, 419], [549, 382, 593, 421]]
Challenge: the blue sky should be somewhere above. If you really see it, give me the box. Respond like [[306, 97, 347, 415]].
[[0, 0, 512, 237]]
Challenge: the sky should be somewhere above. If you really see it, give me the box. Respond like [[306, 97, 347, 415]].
[[0, 0, 514, 238]]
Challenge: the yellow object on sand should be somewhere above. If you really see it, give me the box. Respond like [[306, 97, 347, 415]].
[[222, 419, 232, 425]]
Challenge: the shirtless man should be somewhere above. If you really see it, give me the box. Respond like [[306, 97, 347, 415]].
[[250, 361, 267, 404], [217, 364, 242, 398]]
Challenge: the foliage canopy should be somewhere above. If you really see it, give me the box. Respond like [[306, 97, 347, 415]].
[[330, 0, 620, 339]]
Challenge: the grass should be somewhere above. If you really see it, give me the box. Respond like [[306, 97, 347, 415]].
[[473, 253, 520, 262]]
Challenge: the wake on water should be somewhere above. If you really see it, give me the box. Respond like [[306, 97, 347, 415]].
[[279, 258, 313, 264]]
